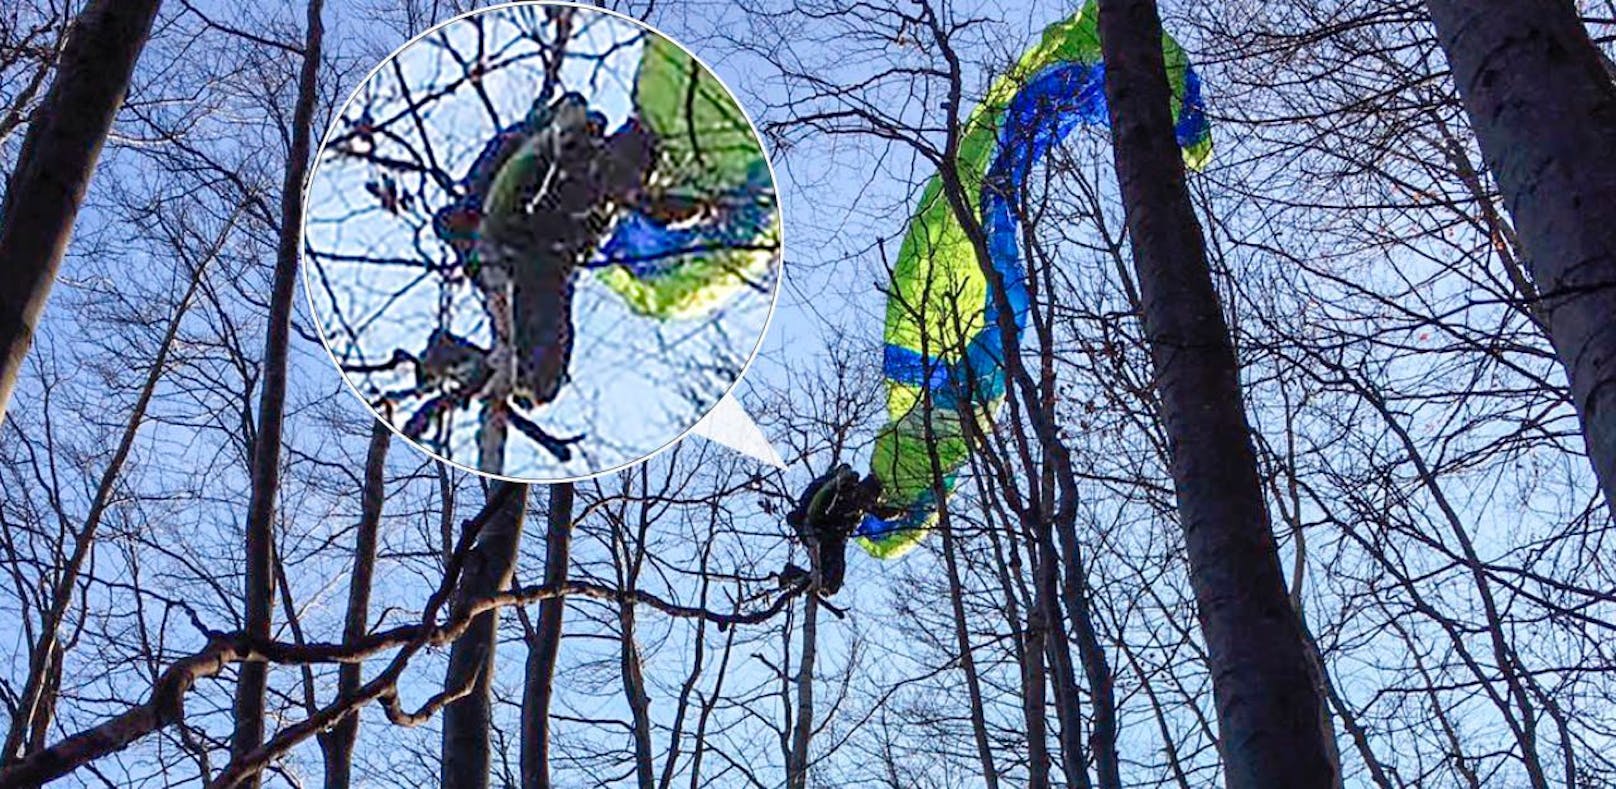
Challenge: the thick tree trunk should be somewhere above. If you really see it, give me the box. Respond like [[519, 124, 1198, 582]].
[[441, 482, 529, 788], [520, 483, 574, 789], [1424, 0, 1616, 513], [230, 3, 324, 784], [318, 421, 390, 789], [0, 0, 163, 425], [1095, 1, 1336, 786]]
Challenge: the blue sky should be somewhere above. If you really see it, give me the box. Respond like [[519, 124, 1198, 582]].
[[3, 0, 1612, 785]]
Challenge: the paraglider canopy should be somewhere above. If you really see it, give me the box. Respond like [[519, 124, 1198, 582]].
[[857, 0, 1212, 559]]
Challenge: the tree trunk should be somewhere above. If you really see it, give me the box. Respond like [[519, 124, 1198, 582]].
[[441, 481, 529, 788], [1052, 528, 1123, 789], [1424, 0, 1616, 513], [229, 3, 324, 784], [1017, 566, 1052, 789], [621, 594, 657, 789], [937, 523, 1001, 789], [610, 482, 658, 789], [520, 482, 574, 789], [0, 0, 163, 425], [1095, 1, 1336, 786], [786, 589, 817, 789], [1031, 529, 1089, 789], [318, 421, 390, 789]]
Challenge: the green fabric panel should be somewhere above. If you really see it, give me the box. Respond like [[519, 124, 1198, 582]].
[[882, 3, 1110, 359], [855, 524, 932, 559], [858, 400, 972, 559], [594, 33, 777, 320], [871, 406, 971, 504], [635, 34, 758, 197]]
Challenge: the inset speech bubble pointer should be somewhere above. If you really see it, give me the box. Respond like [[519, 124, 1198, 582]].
[[688, 392, 785, 468]]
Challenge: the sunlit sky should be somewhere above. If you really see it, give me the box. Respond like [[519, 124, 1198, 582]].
[[5, 1, 1608, 784]]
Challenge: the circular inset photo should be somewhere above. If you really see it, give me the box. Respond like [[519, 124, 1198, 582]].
[[303, 2, 782, 480]]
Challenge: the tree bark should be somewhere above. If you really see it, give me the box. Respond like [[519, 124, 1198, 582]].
[[621, 592, 657, 789], [786, 589, 818, 789], [1016, 557, 1052, 789], [610, 480, 658, 789], [1424, 0, 1616, 513], [520, 482, 574, 789], [441, 481, 529, 789], [0, 0, 163, 425], [1095, 1, 1336, 786], [318, 421, 390, 789], [1031, 530, 1089, 789], [230, 2, 324, 783]]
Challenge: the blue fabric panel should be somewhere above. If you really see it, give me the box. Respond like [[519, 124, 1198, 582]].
[[1174, 67, 1210, 149], [592, 153, 776, 276]]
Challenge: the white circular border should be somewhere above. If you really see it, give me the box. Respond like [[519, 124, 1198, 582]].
[[301, 0, 787, 484]]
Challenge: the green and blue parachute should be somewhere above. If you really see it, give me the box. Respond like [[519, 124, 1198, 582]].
[[856, 1, 1213, 559]]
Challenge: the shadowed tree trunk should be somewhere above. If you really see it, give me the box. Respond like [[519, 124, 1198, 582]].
[[229, 2, 324, 785], [621, 596, 657, 789], [0, 0, 163, 425], [1053, 528, 1122, 789], [1023, 166, 1123, 789], [441, 482, 529, 788], [318, 421, 390, 789], [616, 488, 657, 789], [1424, 0, 1616, 514], [1027, 529, 1076, 789], [786, 587, 818, 789], [1095, 0, 1335, 786], [520, 482, 574, 789]]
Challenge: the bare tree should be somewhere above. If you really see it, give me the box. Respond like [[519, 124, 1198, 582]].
[[0, 0, 163, 424], [0, 3, 70, 148], [317, 420, 390, 789], [2, 2, 1613, 788], [440, 482, 529, 787], [1096, 0, 1335, 784], [229, 3, 325, 785], [519, 482, 573, 789], [1423, 0, 1616, 513], [0, 205, 229, 768]]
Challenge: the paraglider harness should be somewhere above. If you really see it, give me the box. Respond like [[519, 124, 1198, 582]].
[[370, 92, 654, 463], [780, 463, 887, 597]]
